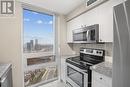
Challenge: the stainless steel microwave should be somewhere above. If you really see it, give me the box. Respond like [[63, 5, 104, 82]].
[[73, 24, 99, 43]]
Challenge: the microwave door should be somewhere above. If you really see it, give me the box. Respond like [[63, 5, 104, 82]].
[[73, 30, 87, 42], [73, 32, 84, 41], [88, 29, 97, 43]]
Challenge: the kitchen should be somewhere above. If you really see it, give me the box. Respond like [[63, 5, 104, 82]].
[[0, 0, 129, 87]]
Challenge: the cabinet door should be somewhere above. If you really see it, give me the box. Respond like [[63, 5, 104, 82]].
[[98, 7, 113, 42], [93, 80, 106, 87], [92, 71, 112, 87], [67, 22, 73, 43], [67, 19, 84, 43]]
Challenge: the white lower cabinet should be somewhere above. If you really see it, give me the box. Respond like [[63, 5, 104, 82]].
[[92, 71, 112, 87]]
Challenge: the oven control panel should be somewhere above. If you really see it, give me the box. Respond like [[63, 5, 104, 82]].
[[80, 48, 104, 56]]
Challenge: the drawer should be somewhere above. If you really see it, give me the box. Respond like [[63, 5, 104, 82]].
[[92, 71, 112, 86]]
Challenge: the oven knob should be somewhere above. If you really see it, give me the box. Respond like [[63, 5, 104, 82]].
[[99, 52, 102, 54], [96, 51, 99, 53]]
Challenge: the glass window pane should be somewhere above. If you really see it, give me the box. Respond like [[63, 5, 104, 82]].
[[24, 66, 58, 86], [23, 9, 57, 86], [23, 9, 55, 65]]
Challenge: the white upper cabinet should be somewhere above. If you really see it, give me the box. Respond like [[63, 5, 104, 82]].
[[67, 19, 84, 43], [66, 0, 114, 43], [66, 22, 73, 43]]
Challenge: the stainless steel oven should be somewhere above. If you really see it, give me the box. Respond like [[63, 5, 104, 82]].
[[73, 24, 99, 43], [66, 48, 105, 87], [66, 63, 88, 87]]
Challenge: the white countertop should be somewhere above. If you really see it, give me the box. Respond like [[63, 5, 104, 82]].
[[90, 62, 112, 78], [60, 54, 79, 59]]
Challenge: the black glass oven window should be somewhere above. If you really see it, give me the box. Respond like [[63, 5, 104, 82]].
[[73, 32, 87, 41], [90, 30, 95, 41], [67, 66, 84, 87]]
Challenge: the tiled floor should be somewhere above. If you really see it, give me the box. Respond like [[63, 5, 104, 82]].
[[38, 81, 66, 87]]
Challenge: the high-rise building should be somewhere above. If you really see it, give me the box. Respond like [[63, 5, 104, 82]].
[[27, 42, 31, 51], [30, 40, 34, 51], [35, 39, 38, 45], [35, 39, 39, 51], [35, 39, 42, 51]]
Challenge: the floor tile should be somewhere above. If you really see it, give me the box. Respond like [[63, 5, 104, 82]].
[[38, 81, 65, 87]]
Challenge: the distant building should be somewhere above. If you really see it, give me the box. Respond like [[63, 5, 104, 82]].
[[27, 42, 31, 51], [30, 40, 34, 51], [25, 39, 43, 52], [35, 39, 38, 45], [35, 39, 41, 51]]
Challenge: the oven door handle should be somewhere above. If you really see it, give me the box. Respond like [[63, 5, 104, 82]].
[[80, 70, 88, 73]]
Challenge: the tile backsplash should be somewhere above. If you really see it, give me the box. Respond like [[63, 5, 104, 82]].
[[71, 42, 113, 57]]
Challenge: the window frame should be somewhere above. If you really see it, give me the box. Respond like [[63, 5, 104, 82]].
[[23, 6, 57, 66], [22, 3, 59, 74]]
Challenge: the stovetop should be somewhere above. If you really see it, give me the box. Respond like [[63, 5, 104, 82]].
[[66, 48, 105, 70], [66, 56, 94, 70]]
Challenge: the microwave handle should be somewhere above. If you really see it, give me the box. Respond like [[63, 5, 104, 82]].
[[86, 30, 90, 40]]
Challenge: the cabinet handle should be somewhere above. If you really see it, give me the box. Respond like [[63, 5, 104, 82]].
[[100, 39, 102, 42]]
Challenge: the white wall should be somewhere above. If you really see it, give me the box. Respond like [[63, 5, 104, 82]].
[[58, 15, 75, 56], [0, 2, 24, 87], [0, 1, 73, 87]]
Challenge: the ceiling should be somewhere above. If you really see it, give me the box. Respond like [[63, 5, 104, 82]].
[[20, 0, 85, 15]]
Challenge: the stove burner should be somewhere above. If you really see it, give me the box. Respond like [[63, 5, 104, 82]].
[[79, 61, 93, 66]]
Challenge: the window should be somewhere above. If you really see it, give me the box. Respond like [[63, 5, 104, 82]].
[[23, 9, 57, 86], [24, 66, 58, 86], [23, 9, 55, 65]]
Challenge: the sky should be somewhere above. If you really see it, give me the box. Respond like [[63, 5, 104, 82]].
[[23, 9, 54, 45]]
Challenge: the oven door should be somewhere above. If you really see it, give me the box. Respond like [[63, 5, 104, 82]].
[[66, 63, 88, 87]]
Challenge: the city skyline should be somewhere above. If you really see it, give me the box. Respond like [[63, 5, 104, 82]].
[[24, 39, 53, 52], [23, 9, 54, 45]]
